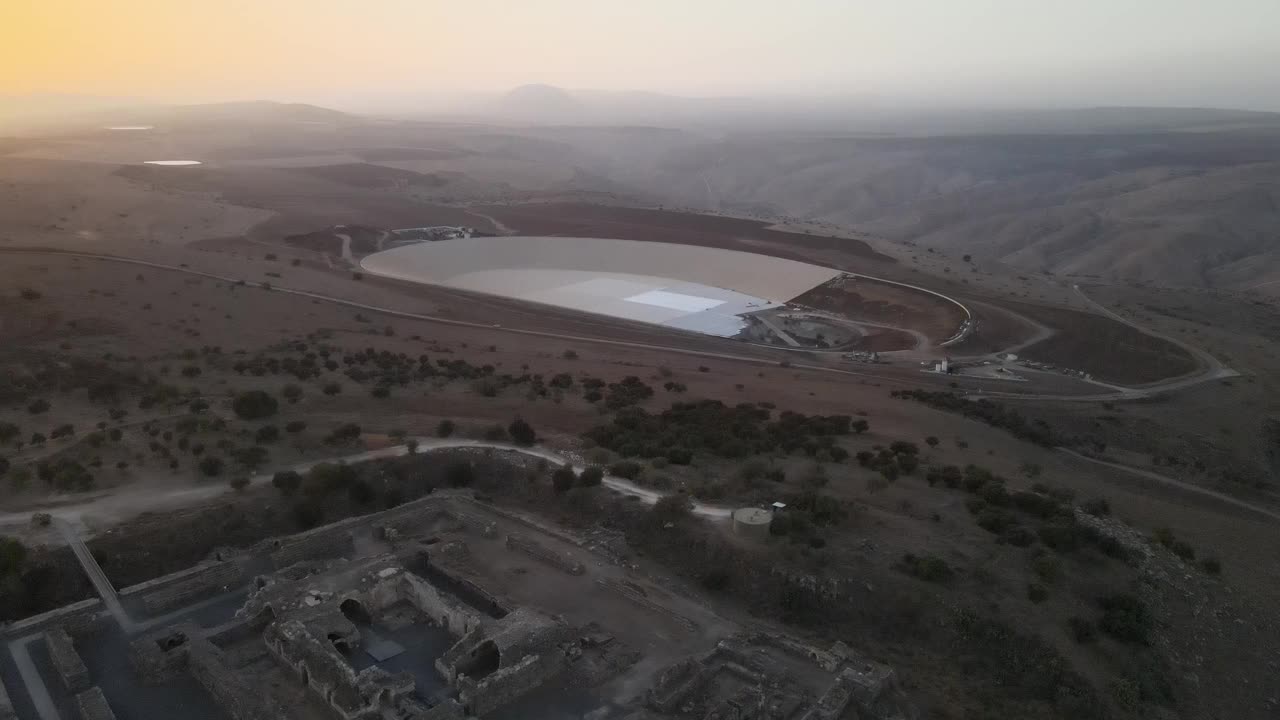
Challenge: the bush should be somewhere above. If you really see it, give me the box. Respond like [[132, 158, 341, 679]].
[[285, 420, 307, 433], [976, 508, 1018, 535], [371, 385, 391, 399], [322, 382, 342, 395], [436, 419, 456, 438], [255, 425, 280, 444], [608, 460, 643, 480], [578, 466, 604, 487], [482, 425, 507, 442], [229, 476, 251, 493], [926, 465, 962, 488], [232, 390, 278, 420], [1032, 553, 1060, 584], [198, 456, 224, 477], [650, 494, 692, 524], [1200, 557, 1222, 575], [233, 446, 269, 470], [897, 454, 919, 474], [272, 470, 303, 496], [27, 399, 50, 415], [1170, 540, 1196, 561], [1097, 593, 1152, 644], [666, 447, 693, 465], [1000, 525, 1036, 547], [1081, 497, 1111, 516], [508, 417, 537, 445], [325, 423, 362, 445], [445, 462, 475, 488], [899, 553, 953, 583], [1027, 583, 1048, 603], [551, 466, 576, 494], [1068, 616, 1097, 643], [1011, 490, 1064, 518], [293, 501, 324, 529]]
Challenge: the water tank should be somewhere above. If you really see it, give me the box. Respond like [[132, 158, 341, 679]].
[[731, 507, 774, 540]]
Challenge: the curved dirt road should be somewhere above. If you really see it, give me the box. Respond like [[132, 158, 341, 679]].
[[1072, 284, 1237, 388]]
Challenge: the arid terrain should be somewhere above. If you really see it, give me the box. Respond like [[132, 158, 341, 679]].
[[0, 102, 1277, 720]]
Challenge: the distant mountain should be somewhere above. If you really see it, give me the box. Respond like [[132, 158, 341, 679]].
[[469, 88, 1280, 135], [152, 101, 352, 125], [0, 93, 155, 132], [485, 121, 1280, 288], [497, 85, 582, 122]]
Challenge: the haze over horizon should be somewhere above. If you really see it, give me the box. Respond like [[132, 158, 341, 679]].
[[3, 0, 1280, 113]]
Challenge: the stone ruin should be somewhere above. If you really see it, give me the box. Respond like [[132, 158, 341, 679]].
[[9, 491, 914, 720], [128, 552, 578, 720], [645, 634, 917, 720]]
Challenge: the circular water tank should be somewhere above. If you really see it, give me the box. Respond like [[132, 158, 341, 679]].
[[731, 507, 774, 540]]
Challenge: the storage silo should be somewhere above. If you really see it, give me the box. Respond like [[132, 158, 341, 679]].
[[731, 507, 774, 540]]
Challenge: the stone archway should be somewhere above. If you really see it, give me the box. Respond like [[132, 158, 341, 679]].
[[340, 598, 372, 625]]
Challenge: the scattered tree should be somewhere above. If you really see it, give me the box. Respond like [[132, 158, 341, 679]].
[[578, 466, 604, 487], [508, 417, 537, 446], [552, 466, 576, 494], [232, 390, 278, 420], [272, 470, 302, 496], [282, 384, 303, 403], [198, 456, 224, 477]]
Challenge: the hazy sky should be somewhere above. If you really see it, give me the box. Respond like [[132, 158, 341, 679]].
[[3, 0, 1279, 109]]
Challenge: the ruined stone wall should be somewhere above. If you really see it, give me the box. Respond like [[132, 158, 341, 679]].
[[457, 653, 564, 716], [505, 533, 585, 576], [448, 509, 498, 539], [455, 496, 586, 549], [6, 598, 103, 637], [387, 572, 484, 638], [416, 698, 465, 720], [130, 623, 199, 685], [378, 507, 452, 540], [75, 687, 118, 720], [269, 529, 355, 569], [595, 579, 698, 631], [415, 557, 511, 620], [647, 658, 715, 713], [142, 561, 244, 614], [748, 632, 841, 672], [435, 625, 486, 681], [44, 627, 90, 692], [0, 674, 17, 720], [189, 639, 289, 720], [119, 557, 241, 599]]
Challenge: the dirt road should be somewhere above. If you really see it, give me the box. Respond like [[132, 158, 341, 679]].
[[0, 439, 733, 535]]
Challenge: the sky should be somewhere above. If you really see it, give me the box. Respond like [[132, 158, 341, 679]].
[[2, 0, 1279, 110]]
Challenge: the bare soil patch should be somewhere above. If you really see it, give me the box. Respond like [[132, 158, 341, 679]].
[[286, 163, 448, 189], [1007, 300, 1199, 384], [476, 203, 895, 265], [946, 299, 1045, 356], [792, 276, 967, 343]]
